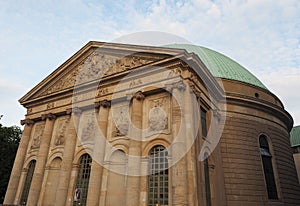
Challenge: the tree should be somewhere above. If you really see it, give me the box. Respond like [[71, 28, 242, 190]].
[[0, 120, 22, 203]]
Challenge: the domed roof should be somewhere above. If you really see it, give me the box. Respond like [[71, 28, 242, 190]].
[[290, 125, 300, 147], [164, 44, 268, 90]]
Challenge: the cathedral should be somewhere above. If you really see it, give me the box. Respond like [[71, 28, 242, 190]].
[[4, 41, 300, 205]]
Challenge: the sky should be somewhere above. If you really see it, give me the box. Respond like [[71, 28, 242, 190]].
[[0, 0, 299, 127]]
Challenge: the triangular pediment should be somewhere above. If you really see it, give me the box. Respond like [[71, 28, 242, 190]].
[[20, 41, 181, 105]]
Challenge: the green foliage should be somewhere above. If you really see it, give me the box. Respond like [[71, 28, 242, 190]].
[[0, 124, 22, 203]]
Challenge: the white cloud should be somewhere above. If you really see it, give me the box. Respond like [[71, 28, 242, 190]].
[[0, 0, 299, 127]]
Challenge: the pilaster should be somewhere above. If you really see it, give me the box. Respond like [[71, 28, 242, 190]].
[[26, 113, 56, 205], [86, 100, 110, 206], [4, 119, 34, 204], [169, 80, 189, 206], [55, 107, 81, 206], [126, 91, 144, 206]]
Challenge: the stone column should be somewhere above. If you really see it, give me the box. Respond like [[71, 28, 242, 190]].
[[4, 119, 34, 204], [26, 113, 56, 206], [169, 81, 188, 206], [86, 100, 110, 206], [55, 107, 81, 206], [14, 168, 27, 205], [185, 85, 199, 205], [126, 91, 144, 206]]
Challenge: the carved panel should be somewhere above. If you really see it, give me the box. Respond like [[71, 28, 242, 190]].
[[78, 112, 97, 145], [129, 79, 143, 88], [31, 122, 45, 149], [46, 102, 55, 110], [96, 87, 109, 97], [53, 117, 69, 146], [145, 94, 170, 137], [112, 105, 130, 137], [149, 107, 168, 131]]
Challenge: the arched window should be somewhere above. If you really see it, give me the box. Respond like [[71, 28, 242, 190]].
[[20, 160, 36, 205], [259, 135, 278, 199], [73, 154, 92, 206], [204, 153, 211, 206], [148, 145, 168, 206]]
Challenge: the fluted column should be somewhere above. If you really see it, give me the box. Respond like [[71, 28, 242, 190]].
[[55, 107, 81, 206], [26, 113, 56, 206], [4, 119, 34, 204], [86, 100, 110, 206], [126, 91, 144, 206]]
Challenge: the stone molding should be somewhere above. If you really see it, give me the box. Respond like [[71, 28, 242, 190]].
[[41, 113, 56, 121], [66, 107, 82, 116], [95, 99, 111, 109], [133, 91, 145, 101], [165, 80, 186, 92], [20, 119, 34, 126]]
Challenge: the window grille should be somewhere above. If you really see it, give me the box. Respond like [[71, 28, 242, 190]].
[[20, 160, 36, 206], [73, 154, 92, 206], [148, 145, 168, 206]]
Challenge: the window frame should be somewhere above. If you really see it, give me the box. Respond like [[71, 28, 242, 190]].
[[201, 107, 208, 138], [259, 135, 279, 200], [147, 145, 169, 206], [20, 160, 36, 206], [73, 154, 92, 206]]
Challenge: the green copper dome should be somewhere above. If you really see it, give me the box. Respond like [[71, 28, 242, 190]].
[[164, 44, 268, 90], [290, 125, 300, 147]]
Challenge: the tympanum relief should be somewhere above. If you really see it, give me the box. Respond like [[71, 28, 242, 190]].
[[41, 52, 152, 96]]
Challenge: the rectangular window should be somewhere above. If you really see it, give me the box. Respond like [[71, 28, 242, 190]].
[[201, 108, 207, 137]]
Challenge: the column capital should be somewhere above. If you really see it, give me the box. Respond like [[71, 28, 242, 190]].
[[41, 113, 56, 121], [133, 91, 145, 101], [165, 80, 186, 92], [66, 107, 82, 116], [95, 99, 111, 109], [20, 119, 34, 126]]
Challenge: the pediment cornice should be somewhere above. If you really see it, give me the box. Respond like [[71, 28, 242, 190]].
[[19, 41, 182, 106]]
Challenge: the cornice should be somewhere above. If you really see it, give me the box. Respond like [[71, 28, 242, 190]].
[[225, 94, 293, 131]]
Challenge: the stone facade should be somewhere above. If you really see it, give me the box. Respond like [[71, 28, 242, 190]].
[[4, 41, 300, 205]]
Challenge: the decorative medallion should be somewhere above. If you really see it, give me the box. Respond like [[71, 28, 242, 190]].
[[149, 107, 168, 131]]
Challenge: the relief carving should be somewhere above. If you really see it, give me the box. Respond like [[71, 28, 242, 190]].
[[168, 68, 182, 78], [42, 52, 152, 96], [129, 79, 143, 88], [54, 118, 69, 146], [47, 102, 55, 110], [148, 97, 169, 134], [113, 106, 129, 137], [31, 123, 45, 149], [149, 107, 168, 131], [81, 118, 96, 143], [96, 88, 109, 97]]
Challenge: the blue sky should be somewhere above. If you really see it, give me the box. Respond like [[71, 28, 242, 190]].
[[0, 0, 300, 127]]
